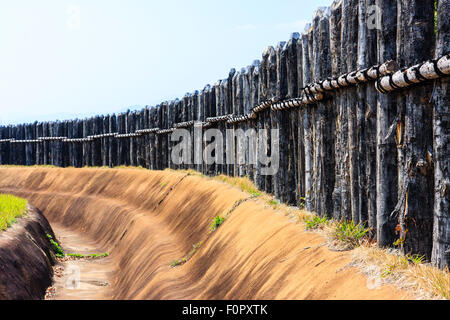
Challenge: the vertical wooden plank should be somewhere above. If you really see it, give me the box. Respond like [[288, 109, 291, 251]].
[[431, 0, 450, 268], [109, 114, 117, 168], [274, 41, 291, 203], [226, 69, 236, 177], [214, 80, 223, 175], [330, 0, 343, 219], [365, 0, 378, 235], [43, 122, 49, 165], [258, 49, 269, 193], [36, 122, 43, 165], [375, 0, 398, 247], [129, 110, 137, 167], [143, 107, 150, 169], [286, 33, 300, 204], [337, 0, 352, 220], [266, 46, 276, 195], [102, 115, 110, 167], [149, 107, 157, 170], [248, 61, 260, 182], [167, 101, 175, 170], [296, 35, 305, 206], [0, 127, 6, 164], [345, 0, 360, 223], [232, 70, 243, 177], [301, 28, 313, 211], [24, 123, 32, 165], [402, 0, 435, 259], [314, 8, 334, 215]]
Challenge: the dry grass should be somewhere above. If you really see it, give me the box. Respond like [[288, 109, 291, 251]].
[[351, 245, 450, 300], [213, 174, 262, 197]]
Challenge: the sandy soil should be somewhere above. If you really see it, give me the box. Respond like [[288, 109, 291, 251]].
[[0, 167, 411, 300]]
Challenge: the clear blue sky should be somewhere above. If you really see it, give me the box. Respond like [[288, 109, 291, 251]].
[[1, 0, 333, 125]]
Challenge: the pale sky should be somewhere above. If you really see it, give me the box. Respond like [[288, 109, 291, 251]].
[[1, 0, 333, 125]]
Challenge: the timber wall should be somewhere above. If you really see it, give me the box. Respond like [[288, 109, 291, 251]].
[[1, 0, 449, 268]]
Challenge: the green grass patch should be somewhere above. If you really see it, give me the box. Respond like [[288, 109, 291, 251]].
[[0, 194, 28, 231], [267, 199, 279, 208], [210, 215, 225, 231], [169, 241, 203, 268], [331, 220, 370, 248], [46, 233, 65, 258], [67, 252, 110, 259], [303, 215, 329, 230], [210, 215, 225, 232]]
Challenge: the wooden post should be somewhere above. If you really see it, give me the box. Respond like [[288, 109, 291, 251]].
[[376, 0, 398, 247], [313, 8, 334, 216], [109, 114, 117, 168], [149, 107, 157, 170], [36, 122, 42, 165], [431, 0, 450, 269], [102, 115, 110, 166], [226, 68, 235, 177], [296, 35, 305, 207], [249, 61, 260, 182], [274, 41, 290, 203], [345, 1, 360, 223], [365, 0, 378, 235], [167, 101, 174, 170], [330, 0, 343, 219], [24, 123, 33, 165], [242, 67, 251, 179], [301, 30, 312, 211], [401, 0, 435, 259], [143, 107, 150, 169], [286, 33, 300, 205], [214, 81, 224, 175]]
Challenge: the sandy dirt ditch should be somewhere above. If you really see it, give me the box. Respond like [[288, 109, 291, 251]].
[[0, 167, 411, 299]]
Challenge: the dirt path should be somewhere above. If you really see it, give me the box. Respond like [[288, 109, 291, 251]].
[[48, 224, 114, 300]]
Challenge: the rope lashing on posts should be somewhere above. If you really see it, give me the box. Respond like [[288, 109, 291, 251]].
[[303, 60, 399, 94], [87, 133, 118, 139], [37, 137, 66, 141], [10, 139, 41, 144], [270, 60, 398, 111], [376, 54, 450, 93], [63, 137, 94, 143], [173, 120, 195, 129], [270, 95, 323, 111], [135, 128, 160, 134], [199, 121, 213, 129], [1, 56, 448, 145], [206, 114, 233, 123], [252, 97, 278, 113], [226, 112, 257, 124], [115, 133, 142, 138], [156, 128, 175, 134]]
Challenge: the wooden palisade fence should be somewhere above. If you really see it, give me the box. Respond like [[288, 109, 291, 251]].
[[1, 0, 449, 269]]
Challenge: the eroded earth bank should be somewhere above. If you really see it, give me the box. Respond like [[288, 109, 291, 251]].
[[0, 167, 411, 299]]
